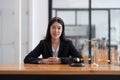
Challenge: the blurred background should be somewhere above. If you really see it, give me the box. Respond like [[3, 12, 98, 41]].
[[0, 0, 120, 64]]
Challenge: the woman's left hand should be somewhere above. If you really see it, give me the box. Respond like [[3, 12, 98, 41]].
[[47, 57, 61, 64]]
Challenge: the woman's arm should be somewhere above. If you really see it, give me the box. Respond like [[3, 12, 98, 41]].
[[59, 40, 83, 64], [24, 40, 44, 64]]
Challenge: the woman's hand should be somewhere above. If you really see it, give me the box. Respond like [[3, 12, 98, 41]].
[[41, 57, 61, 64], [48, 57, 61, 64]]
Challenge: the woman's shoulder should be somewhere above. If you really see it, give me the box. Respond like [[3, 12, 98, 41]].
[[61, 39, 73, 44], [39, 39, 45, 43], [40, 39, 50, 43]]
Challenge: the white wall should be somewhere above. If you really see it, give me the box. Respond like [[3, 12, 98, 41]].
[[0, 0, 19, 64], [53, 0, 120, 8], [29, 0, 48, 50], [53, 0, 89, 8], [92, 0, 120, 8], [0, 0, 49, 64], [21, 0, 29, 64]]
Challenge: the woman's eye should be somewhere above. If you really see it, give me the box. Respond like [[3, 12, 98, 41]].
[[52, 26, 56, 29], [58, 27, 61, 30]]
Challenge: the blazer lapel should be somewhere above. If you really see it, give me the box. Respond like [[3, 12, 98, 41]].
[[58, 40, 64, 57], [46, 40, 53, 56]]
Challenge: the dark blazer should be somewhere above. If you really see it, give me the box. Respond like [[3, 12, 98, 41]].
[[24, 39, 82, 64]]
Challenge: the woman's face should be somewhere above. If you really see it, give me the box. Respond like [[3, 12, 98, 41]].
[[50, 22, 63, 40]]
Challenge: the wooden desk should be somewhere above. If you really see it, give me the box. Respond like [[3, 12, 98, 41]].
[[0, 64, 120, 80]]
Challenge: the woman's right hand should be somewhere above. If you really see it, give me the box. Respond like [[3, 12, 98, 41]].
[[41, 57, 61, 64], [41, 59, 49, 64]]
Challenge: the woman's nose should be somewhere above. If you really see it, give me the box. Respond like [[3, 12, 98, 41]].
[[54, 28, 58, 32]]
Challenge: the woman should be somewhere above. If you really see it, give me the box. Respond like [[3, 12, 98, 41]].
[[24, 17, 83, 64]]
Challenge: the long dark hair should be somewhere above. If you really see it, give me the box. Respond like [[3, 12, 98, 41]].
[[45, 17, 66, 41]]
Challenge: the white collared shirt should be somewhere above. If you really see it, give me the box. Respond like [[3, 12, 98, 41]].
[[52, 45, 59, 57]]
